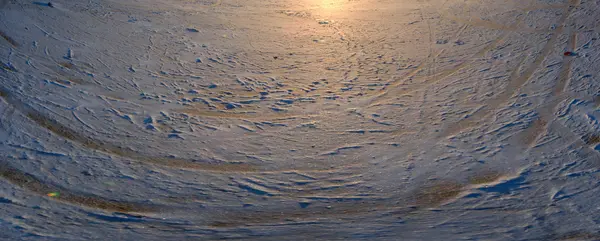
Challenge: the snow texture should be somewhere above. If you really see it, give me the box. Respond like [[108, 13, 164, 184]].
[[0, 0, 599, 240]]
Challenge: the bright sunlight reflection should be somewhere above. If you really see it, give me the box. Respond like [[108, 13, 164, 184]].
[[308, 0, 347, 12], [319, 0, 342, 9]]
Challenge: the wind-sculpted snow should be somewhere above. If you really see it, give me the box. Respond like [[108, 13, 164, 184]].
[[0, 0, 599, 240]]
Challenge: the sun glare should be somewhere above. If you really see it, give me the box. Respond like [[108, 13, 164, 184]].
[[319, 0, 341, 9], [308, 0, 346, 12]]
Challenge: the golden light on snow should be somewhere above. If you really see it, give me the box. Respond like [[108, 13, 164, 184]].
[[3, 0, 598, 239], [319, 0, 341, 9], [308, 0, 346, 11]]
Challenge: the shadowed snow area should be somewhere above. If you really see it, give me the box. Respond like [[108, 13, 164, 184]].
[[1, 0, 600, 239]]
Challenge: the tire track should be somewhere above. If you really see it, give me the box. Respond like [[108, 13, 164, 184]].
[[440, 13, 527, 33], [553, 32, 577, 96], [362, 1, 562, 108], [518, 31, 578, 147], [513, 3, 595, 152], [366, 13, 525, 108], [0, 88, 257, 173], [515, 54, 598, 155], [520, 118, 548, 147], [207, 181, 464, 227], [439, 0, 581, 137], [207, 170, 511, 228], [1, 88, 368, 174], [0, 159, 159, 213], [365, 2, 578, 109], [439, 3, 569, 34], [0, 30, 19, 47]]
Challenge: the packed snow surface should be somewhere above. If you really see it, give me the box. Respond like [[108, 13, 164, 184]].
[[0, 0, 599, 239]]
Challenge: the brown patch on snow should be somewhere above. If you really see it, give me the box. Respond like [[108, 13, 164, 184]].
[[0, 159, 158, 213]]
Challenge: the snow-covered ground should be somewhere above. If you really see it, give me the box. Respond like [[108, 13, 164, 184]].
[[0, 0, 599, 239]]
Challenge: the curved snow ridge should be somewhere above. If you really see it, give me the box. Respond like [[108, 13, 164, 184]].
[[0, 88, 256, 172], [202, 168, 522, 228], [0, 158, 161, 213], [1, 87, 382, 174]]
